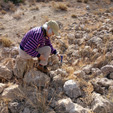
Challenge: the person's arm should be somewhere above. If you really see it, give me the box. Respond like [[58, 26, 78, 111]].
[[45, 37, 57, 54]]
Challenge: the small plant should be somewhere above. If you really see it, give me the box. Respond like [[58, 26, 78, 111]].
[[77, 0, 82, 2], [52, 2, 68, 11], [30, 5, 39, 11], [71, 14, 77, 18], [84, 0, 88, 3], [4, 0, 24, 4], [0, 23, 4, 30], [13, 13, 21, 20], [1, 37, 13, 47], [1, 10, 7, 14]]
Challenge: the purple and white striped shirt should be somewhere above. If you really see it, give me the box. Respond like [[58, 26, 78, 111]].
[[20, 27, 56, 57]]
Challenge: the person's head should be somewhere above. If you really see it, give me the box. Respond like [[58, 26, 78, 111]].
[[43, 20, 59, 37]]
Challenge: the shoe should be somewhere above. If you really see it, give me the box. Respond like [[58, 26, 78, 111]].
[[37, 64, 49, 73]]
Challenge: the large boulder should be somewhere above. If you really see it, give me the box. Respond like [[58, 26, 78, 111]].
[[63, 80, 81, 98], [91, 92, 113, 113], [24, 69, 50, 86]]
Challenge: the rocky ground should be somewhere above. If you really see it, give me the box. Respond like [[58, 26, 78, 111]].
[[0, 0, 113, 113]]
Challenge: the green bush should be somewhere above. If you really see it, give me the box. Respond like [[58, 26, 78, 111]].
[[4, 0, 23, 4]]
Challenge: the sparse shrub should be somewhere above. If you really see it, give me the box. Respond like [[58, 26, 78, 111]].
[[4, 0, 24, 4], [0, 23, 4, 30], [57, 3, 67, 11], [13, 13, 21, 20], [30, 5, 39, 11], [84, 0, 88, 3], [71, 14, 77, 18], [1, 10, 7, 14], [77, 0, 82, 2], [52, 2, 68, 11], [1, 37, 12, 47]]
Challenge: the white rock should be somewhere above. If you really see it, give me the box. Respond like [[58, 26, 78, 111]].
[[63, 80, 81, 98], [0, 65, 12, 79], [24, 69, 50, 86], [91, 92, 113, 113]]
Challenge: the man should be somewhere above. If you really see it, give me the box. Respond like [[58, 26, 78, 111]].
[[19, 20, 60, 73]]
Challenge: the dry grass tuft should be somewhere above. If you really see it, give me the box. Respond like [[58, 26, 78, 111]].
[[77, 0, 82, 2], [13, 13, 22, 20], [1, 37, 13, 47], [1, 10, 7, 14], [82, 82, 94, 105], [71, 14, 77, 18], [0, 23, 4, 30], [84, 0, 89, 3], [52, 2, 68, 11], [30, 5, 39, 11]]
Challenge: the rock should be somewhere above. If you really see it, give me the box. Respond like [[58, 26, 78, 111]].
[[98, 78, 113, 87], [0, 65, 12, 80], [1, 47, 19, 58], [0, 83, 7, 93], [55, 69, 68, 77], [23, 107, 30, 113], [91, 92, 113, 113], [91, 82, 105, 95], [82, 65, 92, 74], [24, 69, 50, 86], [93, 77, 113, 87], [13, 56, 34, 78], [1, 47, 11, 58], [8, 102, 19, 113], [87, 37, 102, 47], [11, 47, 19, 58], [101, 65, 113, 76], [109, 72, 113, 79], [91, 68, 101, 76], [67, 33, 75, 44], [48, 55, 59, 65], [56, 98, 90, 113], [63, 80, 81, 98], [74, 70, 86, 78], [8, 101, 25, 113], [86, 5, 90, 10], [79, 46, 92, 58], [4, 58, 15, 70], [2, 84, 21, 100], [52, 74, 65, 88], [47, 107, 56, 113]]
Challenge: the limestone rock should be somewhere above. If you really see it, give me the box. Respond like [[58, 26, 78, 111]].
[[91, 92, 113, 113], [63, 80, 81, 98], [56, 98, 90, 113], [24, 69, 50, 86], [2, 84, 21, 100], [101, 65, 113, 76], [0, 65, 12, 80], [0, 83, 7, 93], [13, 56, 34, 78]]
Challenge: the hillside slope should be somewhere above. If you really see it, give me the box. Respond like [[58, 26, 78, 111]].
[[0, 0, 113, 113]]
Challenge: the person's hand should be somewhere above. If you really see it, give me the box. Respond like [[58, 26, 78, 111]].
[[39, 55, 46, 61]]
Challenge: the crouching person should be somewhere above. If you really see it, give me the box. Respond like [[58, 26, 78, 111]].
[[19, 20, 60, 73]]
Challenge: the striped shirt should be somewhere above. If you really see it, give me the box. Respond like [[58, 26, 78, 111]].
[[20, 27, 56, 57]]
